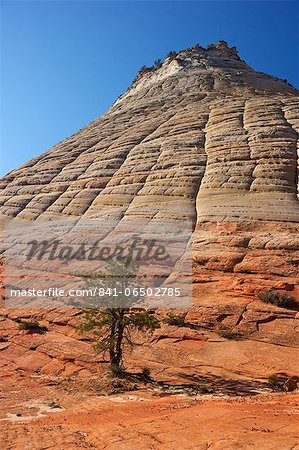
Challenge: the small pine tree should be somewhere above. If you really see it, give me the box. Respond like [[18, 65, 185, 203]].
[[138, 65, 152, 75], [78, 260, 160, 371], [79, 306, 160, 370], [153, 59, 162, 69], [167, 51, 177, 61]]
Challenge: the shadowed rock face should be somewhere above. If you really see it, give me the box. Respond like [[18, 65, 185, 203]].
[[0, 41, 298, 293]]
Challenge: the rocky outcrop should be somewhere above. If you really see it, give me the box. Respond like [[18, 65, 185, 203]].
[[0, 42, 298, 300], [0, 42, 298, 450], [0, 295, 298, 379], [0, 42, 297, 221]]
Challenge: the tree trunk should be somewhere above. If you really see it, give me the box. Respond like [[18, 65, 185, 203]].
[[115, 309, 125, 367], [109, 312, 117, 366]]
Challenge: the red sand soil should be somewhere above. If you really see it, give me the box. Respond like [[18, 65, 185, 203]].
[[0, 371, 298, 450]]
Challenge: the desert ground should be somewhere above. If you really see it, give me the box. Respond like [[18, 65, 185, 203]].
[[1, 372, 298, 450], [1, 277, 298, 449]]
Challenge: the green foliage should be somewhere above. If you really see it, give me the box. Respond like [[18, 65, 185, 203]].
[[267, 374, 279, 387], [79, 307, 160, 368], [166, 51, 177, 61], [164, 312, 185, 327], [138, 65, 153, 75], [218, 329, 240, 340], [257, 290, 295, 308], [78, 260, 161, 370], [129, 311, 160, 330], [132, 55, 167, 85], [18, 320, 40, 331], [132, 65, 153, 84], [153, 59, 162, 69]]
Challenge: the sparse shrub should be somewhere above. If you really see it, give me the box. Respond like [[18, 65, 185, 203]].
[[48, 400, 62, 409], [257, 290, 295, 308], [167, 50, 177, 60], [141, 367, 151, 379], [267, 374, 279, 387], [138, 65, 152, 76], [153, 59, 162, 69], [18, 320, 41, 332], [218, 329, 239, 340], [164, 312, 185, 327], [132, 65, 153, 84]]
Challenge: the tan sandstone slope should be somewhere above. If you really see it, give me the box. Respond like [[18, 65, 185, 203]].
[[0, 42, 299, 450], [0, 41, 299, 377], [0, 40, 298, 297]]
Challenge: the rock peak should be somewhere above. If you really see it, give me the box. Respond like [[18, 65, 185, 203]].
[[211, 40, 239, 56], [179, 40, 239, 57], [115, 41, 296, 106], [133, 41, 242, 85]]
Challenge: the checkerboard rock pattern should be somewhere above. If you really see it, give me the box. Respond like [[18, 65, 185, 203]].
[[0, 41, 298, 298]]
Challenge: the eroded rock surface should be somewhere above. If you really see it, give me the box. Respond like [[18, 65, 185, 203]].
[[0, 42, 298, 449], [0, 42, 298, 297]]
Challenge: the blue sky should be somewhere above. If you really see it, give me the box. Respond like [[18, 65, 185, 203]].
[[0, 1, 298, 177]]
